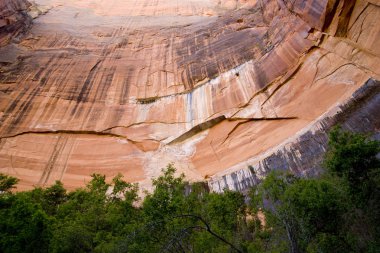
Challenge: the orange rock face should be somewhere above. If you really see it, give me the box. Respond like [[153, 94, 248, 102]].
[[0, 0, 379, 191]]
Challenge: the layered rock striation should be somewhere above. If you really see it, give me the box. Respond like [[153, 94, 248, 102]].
[[0, 0, 32, 47], [0, 0, 379, 191]]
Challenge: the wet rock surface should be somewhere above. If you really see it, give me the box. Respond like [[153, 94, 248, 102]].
[[0, 0, 379, 191]]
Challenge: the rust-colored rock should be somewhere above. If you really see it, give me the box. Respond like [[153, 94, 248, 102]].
[[0, 0, 379, 191], [0, 0, 32, 47]]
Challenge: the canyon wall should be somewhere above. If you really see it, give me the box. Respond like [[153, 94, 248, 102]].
[[0, 0, 32, 47], [0, 0, 379, 191]]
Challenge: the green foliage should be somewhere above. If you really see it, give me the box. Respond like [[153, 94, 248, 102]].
[[143, 163, 187, 222], [41, 181, 67, 215], [250, 172, 350, 252], [283, 179, 346, 251], [50, 173, 140, 253], [87, 173, 110, 193], [324, 127, 380, 252], [324, 126, 380, 202], [130, 164, 246, 252], [0, 173, 19, 192], [0, 192, 51, 253], [0, 128, 378, 252], [248, 128, 380, 252]]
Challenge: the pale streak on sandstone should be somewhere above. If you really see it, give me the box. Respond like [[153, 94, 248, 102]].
[[0, 0, 379, 191]]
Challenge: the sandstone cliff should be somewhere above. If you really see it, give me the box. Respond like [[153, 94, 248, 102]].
[[0, 0, 32, 47], [0, 0, 379, 191]]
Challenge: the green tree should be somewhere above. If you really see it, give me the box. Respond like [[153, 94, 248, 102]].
[[127, 164, 246, 253], [324, 127, 380, 252], [249, 171, 348, 253], [283, 179, 347, 252], [49, 173, 140, 253], [0, 173, 19, 192], [0, 192, 52, 253], [249, 171, 299, 253], [41, 181, 67, 215], [324, 126, 380, 203], [143, 164, 187, 221]]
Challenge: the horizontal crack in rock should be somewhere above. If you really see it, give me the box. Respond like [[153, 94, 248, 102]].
[[0, 129, 128, 141], [0, 129, 160, 152], [221, 116, 299, 145], [168, 116, 298, 145]]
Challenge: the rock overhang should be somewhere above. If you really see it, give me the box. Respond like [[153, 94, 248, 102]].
[[0, 0, 379, 191]]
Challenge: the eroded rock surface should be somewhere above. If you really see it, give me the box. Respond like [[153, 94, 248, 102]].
[[0, 0, 379, 191], [0, 0, 32, 47]]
